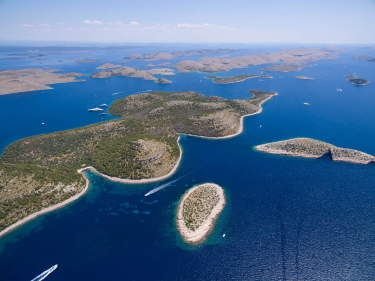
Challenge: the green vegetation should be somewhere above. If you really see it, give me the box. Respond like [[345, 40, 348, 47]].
[[345, 74, 370, 86], [182, 184, 220, 231], [110, 90, 276, 137], [207, 74, 258, 84], [0, 90, 275, 233], [348, 78, 369, 85]]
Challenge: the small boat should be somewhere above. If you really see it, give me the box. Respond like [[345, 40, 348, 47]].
[[223, 234, 226, 237], [303, 102, 310, 105], [99, 112, 106, 116], [88, 107, 103, 112], [31, 264, 58, 281], [259, 125, 262, 128], [100, 104, 108, 107]]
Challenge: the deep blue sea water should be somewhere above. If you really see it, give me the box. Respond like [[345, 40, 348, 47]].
[[1, 45, 375, 280]]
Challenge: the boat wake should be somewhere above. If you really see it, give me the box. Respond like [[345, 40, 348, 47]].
[[144, 177, 182, 197], [31, 264, 57, 281], [144, 164, 203, 197]]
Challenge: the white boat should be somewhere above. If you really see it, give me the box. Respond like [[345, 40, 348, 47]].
[[303, 102, 310, 105], [100, 104, 108, 107], [88, 107, 103, 112], [31, 264, 58, 281], [223, 234, 226, 237]]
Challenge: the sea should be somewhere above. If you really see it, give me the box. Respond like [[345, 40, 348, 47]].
[[0, 44, 375, 280]]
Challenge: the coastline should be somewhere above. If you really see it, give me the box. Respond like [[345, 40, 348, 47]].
[[255, 138, 375, 165], [0, 92, 273, 239], [80, 136, 183, 185], [182, 93, 277, 140], [213, 76, 259, 85], [176, 183, 226, 245], [0, 172, 90, 239], [255, 145, 321, 159], [351, 81, 370, 86]]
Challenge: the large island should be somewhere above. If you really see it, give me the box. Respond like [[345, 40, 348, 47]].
[[207, 74, 259, 84], [255, 138, 375, 164], [125, 48, 239, 60], [176, 183, 226, 245], [90, 66, 175, 83], [0, 69, 85, 95], [0, 90, 276, 236], [175, 47, 341, 73]]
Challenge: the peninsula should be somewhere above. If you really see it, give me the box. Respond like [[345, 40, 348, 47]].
[[0, 69, 85, 95], [175, 47, 341, 73], [90, 66, 175, 83], [0, 90, 276, 236], [125, 48, 239, 60], [255, 138, 375, 164], [207, 74, 258, 84], [176, 183, 226, 245]]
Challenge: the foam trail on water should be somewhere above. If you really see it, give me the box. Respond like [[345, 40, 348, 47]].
[[144, 176, 182, 196], [31, 264, 58, 281], [143, 164, 204, 197]]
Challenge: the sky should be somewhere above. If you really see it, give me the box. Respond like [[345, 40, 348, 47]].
[[0, 0, 374, 44]]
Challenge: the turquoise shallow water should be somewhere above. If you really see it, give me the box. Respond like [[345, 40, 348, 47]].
[[1, 45, 375, 280]]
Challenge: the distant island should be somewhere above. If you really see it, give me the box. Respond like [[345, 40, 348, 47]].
[[96, 63, 121, 69], [75, 59, 99, 63], [263, 64, 306, 72], [0, 90, 276, 237], [125, 48, 240, 60], [255, 138, 375, 164], [345, 74, 370, 86], [0, 69, 85, 95], [206, 74, 258, 84], [296, 76, 314, 80], [91, 66, 175, 83], [260, 75, 273, 79], [175, 47, 341, 73], [157, 78, 172, 84], [176, 183, 225, 245], [147, 62, 170, 67], [352, 55, 375, 63]]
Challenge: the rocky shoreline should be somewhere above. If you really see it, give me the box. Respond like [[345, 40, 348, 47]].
[[176, 183, 226, 245], [255, 138, 375, 164]]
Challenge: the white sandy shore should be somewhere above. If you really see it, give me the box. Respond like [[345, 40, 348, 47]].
[[80, 136, 182, 184], [0, 138, 182, 238], [0, 94, 273, 238], [255, 145, 320, 159], [0, 173, 90, 239], [176, 183, 226, 245], [183, 93, 277, 140]]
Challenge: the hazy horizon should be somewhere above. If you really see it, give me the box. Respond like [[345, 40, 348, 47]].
[[1, 0, 374, 44]]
